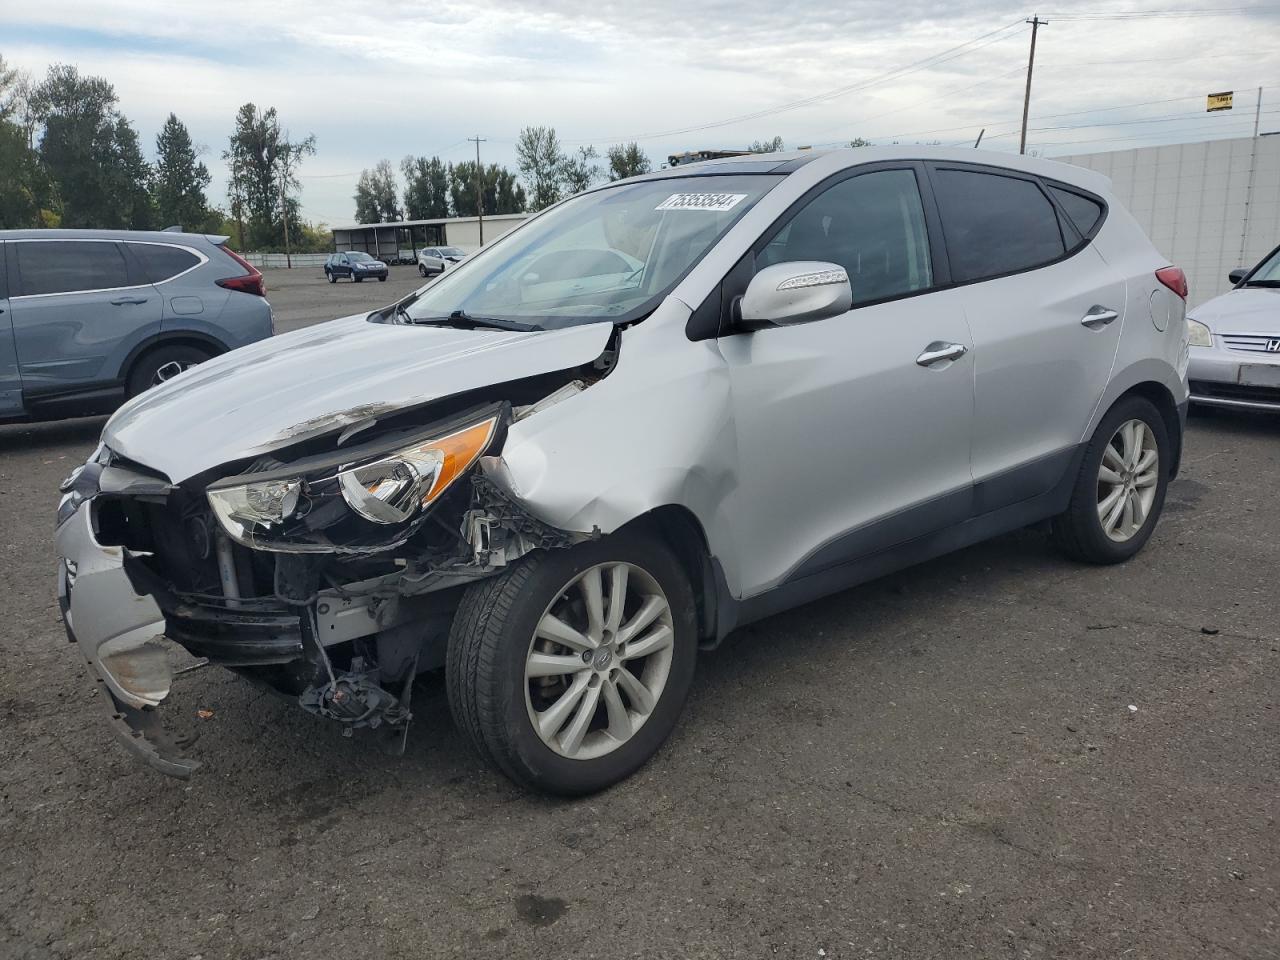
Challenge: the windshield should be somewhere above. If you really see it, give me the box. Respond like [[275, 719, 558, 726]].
[[403, 174, 781, 329], [348, 252, 375, 262], [1244, 247, 1280, 286], [440, 247, 464, 257]]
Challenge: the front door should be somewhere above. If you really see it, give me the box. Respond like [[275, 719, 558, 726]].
[[718, 166, 976, 598], [8, 239, 163, 397]]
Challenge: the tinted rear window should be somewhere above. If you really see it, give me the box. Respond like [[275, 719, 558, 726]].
[[1048, 186, 1104, 237], [14, 241, 130, 296], [130, 243, 200, 283], [933, 169, 1065, 283]]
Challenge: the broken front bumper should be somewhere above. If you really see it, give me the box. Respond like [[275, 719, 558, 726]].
[[56, 502, 201, 778]]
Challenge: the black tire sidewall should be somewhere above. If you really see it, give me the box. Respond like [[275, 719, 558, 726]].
[[1071, 396, 1170, 562], [484, 534, 697, 795], [126, 344, 209, 397]]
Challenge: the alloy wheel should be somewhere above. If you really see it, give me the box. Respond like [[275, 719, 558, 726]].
[[524, 562, 674, 761], [1096, 418, 1159, 542], [152, 360, 195, 386]]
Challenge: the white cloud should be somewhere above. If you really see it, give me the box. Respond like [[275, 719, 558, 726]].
[[4, 0, 1279, 224]]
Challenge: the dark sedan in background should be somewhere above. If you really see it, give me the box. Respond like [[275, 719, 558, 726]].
[[325, 251, 388, 283]]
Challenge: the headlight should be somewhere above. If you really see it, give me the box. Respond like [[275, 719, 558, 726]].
[[337, 418, 496, 524], [1186, 317, 1213, 347], [207, 411, 500, 553]]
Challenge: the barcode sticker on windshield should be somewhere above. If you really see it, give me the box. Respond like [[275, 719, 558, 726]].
[[655, 193, 747, 212]]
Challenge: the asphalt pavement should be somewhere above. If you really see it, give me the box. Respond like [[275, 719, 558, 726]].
[[1, 267, 1276, 959]]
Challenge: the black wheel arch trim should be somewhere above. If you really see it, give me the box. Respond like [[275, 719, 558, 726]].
[[121, 330, 230, 382]]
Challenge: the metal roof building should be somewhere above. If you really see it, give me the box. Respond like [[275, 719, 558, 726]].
[[330, 213, 528, 262]]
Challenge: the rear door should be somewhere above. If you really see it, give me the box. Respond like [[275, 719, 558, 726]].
[[0, 241, 22, 415], [8, 239, 163, 397], [927, 163, 1126, 503]]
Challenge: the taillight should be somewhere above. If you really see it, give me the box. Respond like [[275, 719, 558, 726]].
[[1155, 266, 1187, 301], [215, 245, 266, 297]]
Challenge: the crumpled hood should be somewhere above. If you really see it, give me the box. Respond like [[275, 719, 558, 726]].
[[1192, 288, 1280, 334], [103, 314, 612, 482]]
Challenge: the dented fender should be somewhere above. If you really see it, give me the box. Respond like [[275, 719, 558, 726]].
[[483, 300, 749, 593]]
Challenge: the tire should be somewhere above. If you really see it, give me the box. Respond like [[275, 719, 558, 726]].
[[378, 275, 386, 282], [326, 269, 335, 283], [447, 530, 698, 795], [1051, 395, 1170, 564], [419, 264, 428, 277], [126, 344, 211, 398], [353, 274, 363, 283]]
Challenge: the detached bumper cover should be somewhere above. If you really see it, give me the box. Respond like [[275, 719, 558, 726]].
[[56, 503, 200, 778]]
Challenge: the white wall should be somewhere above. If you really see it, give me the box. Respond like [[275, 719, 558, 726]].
[[1060, 135, 1280, 306], [443, 216, 525, 252]]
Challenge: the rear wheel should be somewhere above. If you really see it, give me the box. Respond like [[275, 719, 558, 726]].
[[1051, 395, 1169, 563], [326, 269, 335, 283], [126, 344, 211, 398], [447, 531, 697, 795]]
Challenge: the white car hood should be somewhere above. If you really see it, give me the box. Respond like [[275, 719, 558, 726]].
[[103, 314, 611, 482], [1192, 288, 1280, 334]]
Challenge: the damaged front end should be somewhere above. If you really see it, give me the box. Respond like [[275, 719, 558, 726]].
[[56, 365, 605, 778]]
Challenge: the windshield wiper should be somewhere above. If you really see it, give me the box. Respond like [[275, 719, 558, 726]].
[[409, 309, 542, 332]]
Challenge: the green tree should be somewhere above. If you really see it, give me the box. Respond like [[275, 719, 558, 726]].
[[154, 112, 214, 231], [0, 55, 47, 228], [516, 125, 565, 211], [354, 159, 400, 223], [748, 135, 785, 153], [223, 103, 316, 249], [448, 161, 527, 218], [607, 142, 650, 181], [561, 145, 600, 195], [401, 154, 450, 219], [30, 64, 154, 228], [848, 137, 872, 147]]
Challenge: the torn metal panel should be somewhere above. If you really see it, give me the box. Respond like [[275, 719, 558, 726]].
[[102, 316, 614, 483]]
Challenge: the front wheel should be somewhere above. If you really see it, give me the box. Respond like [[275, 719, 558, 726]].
[[378, 275, 386, 282], [1051, 395, 1170, 563], [353, 274, 363, 282], [447, 531, 697, 795], [326, 269, 335, 283], [418, 264, 428, 277]]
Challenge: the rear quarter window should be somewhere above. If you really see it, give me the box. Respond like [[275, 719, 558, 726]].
[[932, 168, 1066, 283], [1048, 186, 1105, 237], [128, 243, 201, 283]]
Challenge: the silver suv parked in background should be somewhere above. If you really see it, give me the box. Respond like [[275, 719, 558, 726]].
[[0, 229, 272, 423], [55, 148, 1189, 795]]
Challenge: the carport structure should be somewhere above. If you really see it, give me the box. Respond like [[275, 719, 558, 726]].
[[330, 214, 528, 262]]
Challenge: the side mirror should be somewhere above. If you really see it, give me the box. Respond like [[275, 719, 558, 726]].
[[738, 261, 853, 329], [1228, 268, 1248, 286]]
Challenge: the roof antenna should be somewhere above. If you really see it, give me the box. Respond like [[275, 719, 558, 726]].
[[973, 128, 985, 148]]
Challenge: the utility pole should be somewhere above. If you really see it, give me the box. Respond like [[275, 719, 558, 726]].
[[1020, 16, 1046, 155], [278, 169, 293, 269], [469, 136, 486, 246], [1239, 86, 1264, 266]]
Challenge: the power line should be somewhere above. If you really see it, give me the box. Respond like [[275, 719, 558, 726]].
[[555, 19, 1029, 145]]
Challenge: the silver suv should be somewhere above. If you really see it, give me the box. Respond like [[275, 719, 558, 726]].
[[1, 229, 273, 422], [55, 148, 1189, 794]]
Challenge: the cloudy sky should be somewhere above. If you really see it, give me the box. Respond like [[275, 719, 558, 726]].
[[3, 0, 1280, 225]]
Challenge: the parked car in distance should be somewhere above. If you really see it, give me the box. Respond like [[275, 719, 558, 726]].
[[56, 147, 1189, 796], [0, 229, 272, 423], [325, 251, 388, 283], [417, 246, 466, 276], [1186, 241, 1280, 411]]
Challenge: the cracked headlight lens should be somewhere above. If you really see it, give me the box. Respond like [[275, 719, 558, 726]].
[[207, 478, 302, 530], [337, 418, 496, 524], [1186, 317, 1212, 347]]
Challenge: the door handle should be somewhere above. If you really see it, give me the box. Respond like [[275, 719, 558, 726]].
[[916, 341, 968, 367], [110, 297, 149, 306], [1081, 306, 1119, 329]]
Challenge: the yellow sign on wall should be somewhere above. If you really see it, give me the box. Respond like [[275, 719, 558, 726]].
[[1207, 91, 1234, 112]]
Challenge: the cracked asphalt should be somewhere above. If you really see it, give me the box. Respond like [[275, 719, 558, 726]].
[[1, 267, 1276, 958]]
